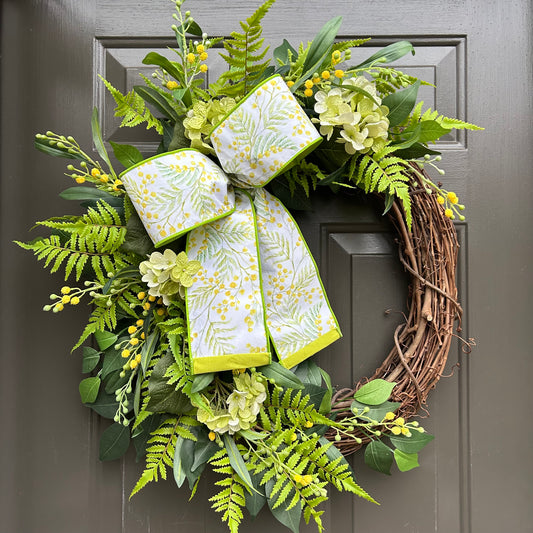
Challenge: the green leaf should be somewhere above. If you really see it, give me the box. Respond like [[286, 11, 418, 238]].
[[351, 400, 401, 422], [294, 359, 322, 387], [245, 470, 266, 519], [142, 52, 182, 81], [353, 40, 415, 70], [397, 120, 449, 148], [266, 479, 301, 533], [318, 367, 333, 414], [310, 136, 352, 173], [88, 388, 120, 419], [301, 384, 327, 410], [222, 434, 254, 493], [238, 429, 269, 442], [120, 210, 155, 256], [140, 331, 159, 375], [257, 361, 304, 389], [354, 379, 396, 405], [147, 351, 191, 414], [304, 16, 343, 73], [393, 142, 440, 160], [173, 435, 187, 488], [59, 186, 115, 202], [382, 80, 421, 127], [167, 118, 190, 152], [82, 346, 101, 373], [318, 162, 347, 186], [364, 440, 393, 475], [91, 107, 116, 179], [101, 347, 123, 380], [109, 141, 144, 169], [190, 372, 215, 393], [79, 376, 101, 404], [394, 449, 419, 472], [133, 85, 179, 121], [99, 422, 130, 461], [191, 431, 219, 471], [389, 431, 434, 454], [94, 330, 118, 351], [273, 38, 297, 65], [132, 414, 163, 461]]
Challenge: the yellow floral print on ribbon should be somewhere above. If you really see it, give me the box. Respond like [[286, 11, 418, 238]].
[[186, 191, 271, 374], [120, 149, 235, 247], [210, 75, 322, 188]]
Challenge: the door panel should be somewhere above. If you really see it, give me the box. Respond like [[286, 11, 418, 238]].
[[2, 1, 531, 532]]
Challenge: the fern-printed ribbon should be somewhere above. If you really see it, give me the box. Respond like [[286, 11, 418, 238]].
[[121, 82, 341, 375]]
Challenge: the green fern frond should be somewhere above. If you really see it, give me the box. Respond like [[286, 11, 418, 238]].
[[350, 153, 412, 228], [209, 0, 276, 98], [209, 449, 247, 533], [130, 415, 197, 497], [100, 76, 163, 134], [332, 38, 370, 53]]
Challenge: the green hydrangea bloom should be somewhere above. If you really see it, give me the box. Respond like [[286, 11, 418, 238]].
[[183, 97, 236, 154], [196, 372, 267, 435], [139, 249, 201, 304], [313, 76, 389, 155]]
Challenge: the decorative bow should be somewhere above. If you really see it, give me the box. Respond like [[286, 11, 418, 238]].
[[122, 77, 341, 374]]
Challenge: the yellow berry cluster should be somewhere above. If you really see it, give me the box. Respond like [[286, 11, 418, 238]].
[[437, 190, 465, 220], [44, 285, 85, 312], [118, 319, 146, 372], [186, 42, 209, 73], [66, 162, 123, 194], [383, 411, 425, 437], [137, 291, 168, 318], [293, 474, 314, 486]]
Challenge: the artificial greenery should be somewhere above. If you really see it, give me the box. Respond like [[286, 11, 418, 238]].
[[16, 0, 483, 531]]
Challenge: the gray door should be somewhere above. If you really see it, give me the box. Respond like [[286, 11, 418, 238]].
[[2, 1, 531, 532]]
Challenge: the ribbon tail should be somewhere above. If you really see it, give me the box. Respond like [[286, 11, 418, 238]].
[[254, 188, 342, 369], [186, 190, 271, 374]]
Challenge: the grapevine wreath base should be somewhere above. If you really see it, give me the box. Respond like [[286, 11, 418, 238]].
[[329, 165, 464, 455]]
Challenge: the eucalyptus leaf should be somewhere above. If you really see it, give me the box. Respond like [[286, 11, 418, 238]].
[[190, 372, 215, 393], [382, 80, 421, 127], [79, 376, 101, 404], [59, 187, 115, 202], [101, 346, 124, 379], [245, 471, 266, 519], [191, 431, 219, 471], [134, 85, 179, 121], [354, 379, 396, 405], [303, 16, 343, 73], [222, 434, 254, 493], [266, 479, 301, 533], [82, 346, 101, 373], [394, 449, 419, 472], [364, 439, 393, 475], [273, 38, 297, 65], [109, 141, 144, 169], [142, 52, 181, 81], [94, 330, 118, 351], [173, 435, 187, 488], [353, 40, 415, 70], [99, 422, 130, 461], [351, 400, 401, 423], [91, 107, 116, 179], [140, 331, 159, 374], [389, 431, 434, 454], [257, 361, 304, 389], [87, 388, 120, 419]]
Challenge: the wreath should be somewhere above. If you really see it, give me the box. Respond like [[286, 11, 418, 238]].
[[16, 1, 481, 531]]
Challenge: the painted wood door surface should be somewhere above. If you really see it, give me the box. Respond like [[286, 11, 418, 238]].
[[1, 1, 532, 532]]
